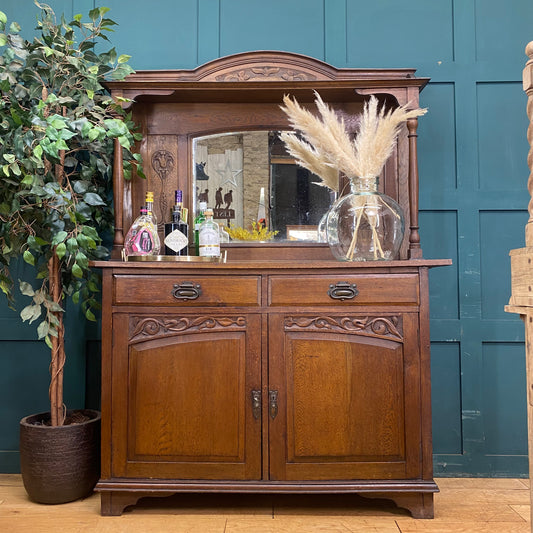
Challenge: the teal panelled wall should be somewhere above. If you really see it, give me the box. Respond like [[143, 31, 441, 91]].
[[1, 0, 532, 476]]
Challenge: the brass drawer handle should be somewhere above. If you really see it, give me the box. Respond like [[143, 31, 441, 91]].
[[327, 281, 359, 301], [172, 281, 202, 300]]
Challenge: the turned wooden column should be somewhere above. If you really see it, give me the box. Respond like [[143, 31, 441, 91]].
[[407, 117, 423, 259], [505, 40, 533, 527], [111, 137, 124, 259]]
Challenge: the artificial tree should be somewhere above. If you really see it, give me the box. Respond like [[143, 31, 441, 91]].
[[0, 3, 143, 426]]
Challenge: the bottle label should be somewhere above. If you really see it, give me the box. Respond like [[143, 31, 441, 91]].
[[131, 228, 154, 253], [164, 229, 189, 253], [199, 228, 220, 257]]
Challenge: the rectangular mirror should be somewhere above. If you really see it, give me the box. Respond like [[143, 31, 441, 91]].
[[193, 131, 337, 242]]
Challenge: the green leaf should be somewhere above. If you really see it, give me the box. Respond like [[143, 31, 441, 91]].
[[72, 263, 83, 278], [3, 153, 15, 163], [37, 320, 49, 339], [117, 135, 131, 149], [0, 12, 7, 25], [88, 126, 105, 141], [55, 242, 66, 259], [117, 54, 131, 64], [9, 162, 20, 176], [88, 8, 100, 21], [58, 128, 77, 140], [73, 14, 83, 22], [27, 235, 46, 250], [87, 279, 99, 292], [20, 303, 41, 324], [51, 230, 68, 246], [19, 281, 35, 297], [10, 108, 22, 125], [32, 289, 44, 305], [66, 237, 78, 252], [45, 301, 63, 313], [49, 117, 67, 129], [80, 121, 92, 138], [55, 139, 69, 151], [0, 34, 7, 47], [45, 126, 59, 141], [83, 192, 105, 206], [23, 250, 35, 266], [73, 180, 90, 194], [85, 308, 96, 321], [104, 119, 128, 137], [81, 226, 99, 239], [9, 22, 21, 34], [72, 290, 80, 304], [34, 144, 43, 159]]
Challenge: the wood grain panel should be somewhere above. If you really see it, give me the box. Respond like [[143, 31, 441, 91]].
[[268, 274, 419, 306], [114, 274, 260, 306]]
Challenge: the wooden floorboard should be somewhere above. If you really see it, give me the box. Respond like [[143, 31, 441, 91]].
[[0, 475, 530, 532]]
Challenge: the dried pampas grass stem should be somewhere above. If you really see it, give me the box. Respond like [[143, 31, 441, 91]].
[[279, 131, 339, 191], [280, 92, 427, 183]]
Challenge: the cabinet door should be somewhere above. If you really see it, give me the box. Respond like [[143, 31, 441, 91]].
[[268, 313, 421, 481], [111, 313, 262, 480]]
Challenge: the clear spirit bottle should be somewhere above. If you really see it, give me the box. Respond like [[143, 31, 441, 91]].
[[198, 209, 220, 257], [124, 203, 161, 257]]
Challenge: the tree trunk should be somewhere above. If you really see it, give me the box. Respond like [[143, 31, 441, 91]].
[[48, 248, 65, 426], [48, 105, 67, 426]]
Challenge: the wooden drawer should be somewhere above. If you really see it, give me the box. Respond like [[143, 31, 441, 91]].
[[268, 274, 419, 306], [114, 275, 260, 306]]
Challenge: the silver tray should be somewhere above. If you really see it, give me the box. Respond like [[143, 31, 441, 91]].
[[124, 254, 226, 263]]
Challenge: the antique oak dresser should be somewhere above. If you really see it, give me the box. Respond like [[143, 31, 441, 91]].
[[91, 51, 451, 517]]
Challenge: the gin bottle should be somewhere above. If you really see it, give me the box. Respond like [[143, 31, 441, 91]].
[[198, 209, 220, 257], [164, 191, 189, 255]]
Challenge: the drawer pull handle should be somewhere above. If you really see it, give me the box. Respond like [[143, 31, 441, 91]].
[[328, 282, 359, 301], [251, 390, 261, 420], [172, 281, 202, 300], [269, 390, 278, 420]]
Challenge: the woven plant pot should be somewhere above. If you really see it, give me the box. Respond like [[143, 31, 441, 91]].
[[19, 409, 100, 504]]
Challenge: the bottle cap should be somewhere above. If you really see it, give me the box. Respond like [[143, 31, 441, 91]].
[[175, 190, 183, 203], [204, 209, 213, 217]]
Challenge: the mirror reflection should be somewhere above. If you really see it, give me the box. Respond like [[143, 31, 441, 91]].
[[193, 131, 336, 242]]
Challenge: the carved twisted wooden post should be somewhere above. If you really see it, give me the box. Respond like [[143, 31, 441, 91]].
[[506, 41, 533, 528], [526, 41, 533, 246]]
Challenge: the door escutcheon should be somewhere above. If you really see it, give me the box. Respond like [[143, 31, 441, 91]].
[[251, 390, 261, 420], [269, 390, 278, 420]]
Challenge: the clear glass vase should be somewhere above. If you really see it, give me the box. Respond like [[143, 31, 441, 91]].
[[317, 190, 337, 243], [326, 176, 404, 261]]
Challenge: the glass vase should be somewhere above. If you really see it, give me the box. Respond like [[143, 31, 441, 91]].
[[326, 176, 404, 261], [317, 190, 337, 243]]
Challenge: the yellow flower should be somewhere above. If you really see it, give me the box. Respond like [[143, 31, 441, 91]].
[[226, 222, 278, 241]]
